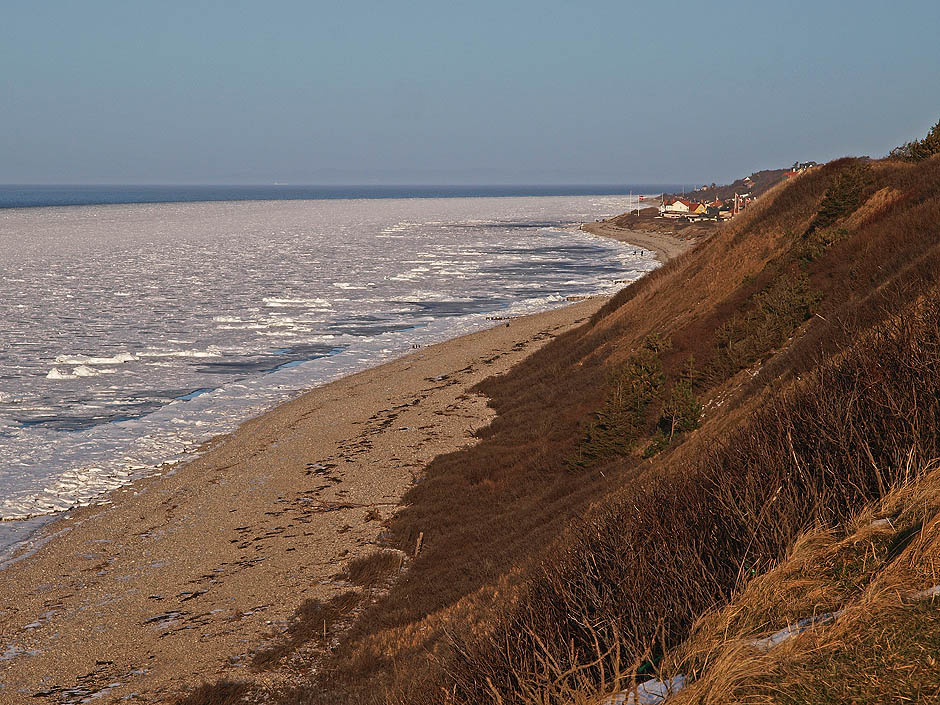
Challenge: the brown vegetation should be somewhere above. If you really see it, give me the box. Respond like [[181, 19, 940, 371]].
[[344, 551, 403, 589], [177, 130, 940, 704], [668, 459, 940, 704], [446, 294, 940, 704], [176, 680, 251, 705], [251, 591, 363, 670]]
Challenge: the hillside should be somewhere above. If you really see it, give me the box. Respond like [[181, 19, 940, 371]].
[[181, 131, 940, 705], [586, 205, 719, 242], [666, 168, 797, 203]]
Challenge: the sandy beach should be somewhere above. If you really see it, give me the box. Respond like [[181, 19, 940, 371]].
[[0, 297, 609, 703], [580, 220, 699, 262], [0, 227, 690, 704]]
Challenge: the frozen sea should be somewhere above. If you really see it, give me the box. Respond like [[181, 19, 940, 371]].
[[0, 192, 658, 558]]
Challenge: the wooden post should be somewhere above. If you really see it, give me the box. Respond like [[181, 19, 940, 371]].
[[414, 531, 424, 558]]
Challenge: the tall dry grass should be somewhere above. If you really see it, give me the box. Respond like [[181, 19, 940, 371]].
[[445, 290, 940, 705], [175, 149, 940, 705]]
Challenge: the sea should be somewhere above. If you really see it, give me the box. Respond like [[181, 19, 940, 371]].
[[0, 184, 675, 561]]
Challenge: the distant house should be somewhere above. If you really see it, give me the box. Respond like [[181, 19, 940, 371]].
[[661, 198, 691, 215], [706, 199, 725, 217], [688, 201, 707, 214], [793, 161, 818, 172]]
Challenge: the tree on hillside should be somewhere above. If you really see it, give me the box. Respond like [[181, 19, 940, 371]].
[[810, 161, 873, 231], [890, 119, 940, 162]]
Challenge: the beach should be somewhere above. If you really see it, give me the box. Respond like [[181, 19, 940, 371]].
[[580, 220, 701, 262], [0, 297, 606, 703], [0, 193, 651, 525], [0, 226, 687, 704]]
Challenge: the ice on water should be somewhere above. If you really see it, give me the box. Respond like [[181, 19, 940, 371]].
[[0, 195, 655, 536]]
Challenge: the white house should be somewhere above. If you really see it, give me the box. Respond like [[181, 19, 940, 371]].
[[661, 198, 692, 216]]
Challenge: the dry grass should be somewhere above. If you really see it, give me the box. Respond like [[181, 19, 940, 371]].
[[175, 680, 251, 705], [420, 154, 940, 705], [175, 146, 940, 705], [251, 591, 363, 670], [249, 551, 404, 672], [666, 461, 940, 704], [344, 550, 403, 588]]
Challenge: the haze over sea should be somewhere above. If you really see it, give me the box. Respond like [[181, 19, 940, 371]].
[[0, 186, 670, 557]]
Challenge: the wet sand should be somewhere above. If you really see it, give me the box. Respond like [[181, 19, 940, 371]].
[[0, 298, 607, 704]]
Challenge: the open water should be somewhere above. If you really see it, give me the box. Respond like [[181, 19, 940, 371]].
[[0, 191, 658, 558]]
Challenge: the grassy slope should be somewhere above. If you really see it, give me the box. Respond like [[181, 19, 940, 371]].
[[668, 460, 940, 704], [179, 153, 940, 704]]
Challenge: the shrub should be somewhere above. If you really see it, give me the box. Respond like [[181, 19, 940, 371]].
[[642, 430, 671, 458], [644, 361, 702, 458], [709, 274, 821, 381], [890, 118, 940, 162], [570, 336, 668, 467], [809, 162, 873, 231], [659, 378, 702, 437], [797, 226, 849, 262]]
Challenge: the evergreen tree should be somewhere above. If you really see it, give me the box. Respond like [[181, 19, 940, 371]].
[[890, 119, 940, 162]]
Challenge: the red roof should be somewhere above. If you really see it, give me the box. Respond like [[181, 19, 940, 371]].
[[663, 198, 703, 209]]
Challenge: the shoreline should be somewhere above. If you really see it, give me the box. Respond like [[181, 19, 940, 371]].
[[0, 297, 609, 703], [0, 295, 605, 536], [0, 194, 656, 531], [580, 219, 699, 262], [0, 223, 693, 703]]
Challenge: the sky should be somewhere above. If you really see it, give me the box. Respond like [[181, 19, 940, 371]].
[[1, 0, 939, 186]]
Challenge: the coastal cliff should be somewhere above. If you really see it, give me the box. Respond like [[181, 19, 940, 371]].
[[267, 142, 940, 703], [6, 135, 940, 705]]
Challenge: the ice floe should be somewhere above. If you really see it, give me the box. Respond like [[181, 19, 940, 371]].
[[0, 193, 655, 550]]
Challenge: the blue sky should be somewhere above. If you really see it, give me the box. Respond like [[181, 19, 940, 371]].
[[2, 0, 938, 185]]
